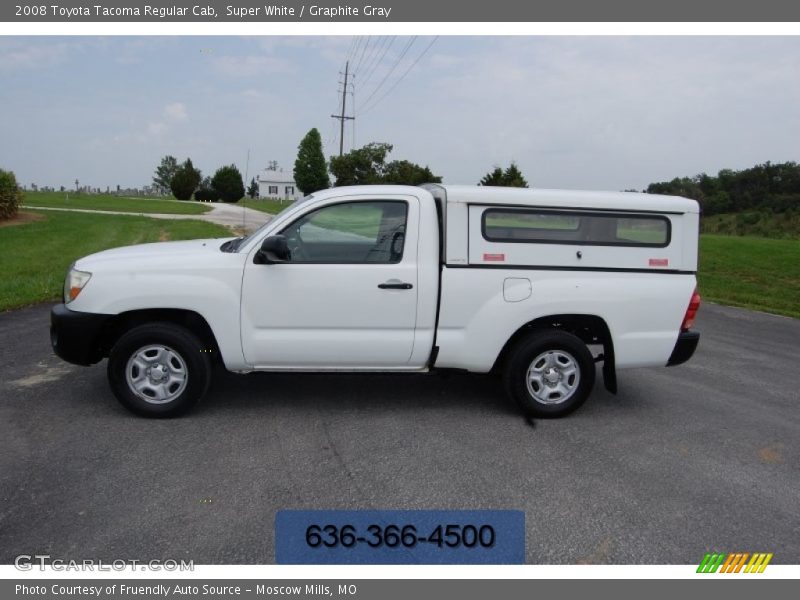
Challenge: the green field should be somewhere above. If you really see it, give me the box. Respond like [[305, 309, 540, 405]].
[[698, 235, 800, 318], [236, 198, 295, 214], [0, 211, 230, 311], [22, 191, 212, 215]]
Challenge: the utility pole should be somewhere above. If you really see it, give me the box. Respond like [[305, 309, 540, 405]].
[[331, 61, 355, 156]]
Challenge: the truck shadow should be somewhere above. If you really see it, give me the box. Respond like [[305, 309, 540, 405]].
[[202, 368, 522, 417], [200, 365, 633, 419]]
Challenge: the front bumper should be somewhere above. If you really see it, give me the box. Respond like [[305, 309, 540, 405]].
[[50, 304, 112, 366], [666, 330, 700, 366]]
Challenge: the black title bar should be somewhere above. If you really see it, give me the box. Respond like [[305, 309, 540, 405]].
[[4, 0, 800, 22]]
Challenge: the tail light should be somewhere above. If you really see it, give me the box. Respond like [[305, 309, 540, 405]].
[[681, 288, 701, 331]]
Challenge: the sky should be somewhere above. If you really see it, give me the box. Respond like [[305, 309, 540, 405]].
[[1, 35, 799, 192]]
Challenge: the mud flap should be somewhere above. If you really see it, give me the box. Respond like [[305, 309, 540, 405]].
[[602, 340, 617, 394]]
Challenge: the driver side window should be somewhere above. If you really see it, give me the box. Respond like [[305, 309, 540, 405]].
[[280, 201, 408, 264]]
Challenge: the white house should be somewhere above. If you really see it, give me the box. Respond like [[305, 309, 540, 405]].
[[257, 168, 303, 202]]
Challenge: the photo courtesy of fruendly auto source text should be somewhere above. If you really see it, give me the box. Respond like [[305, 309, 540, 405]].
[[0, 0, 798, 597]]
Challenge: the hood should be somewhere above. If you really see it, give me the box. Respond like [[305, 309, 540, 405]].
[[75, 238, 236, 269]]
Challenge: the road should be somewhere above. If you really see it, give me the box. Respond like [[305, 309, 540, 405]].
[[0, 302, 798, 564], [24, 202, 272, 234]]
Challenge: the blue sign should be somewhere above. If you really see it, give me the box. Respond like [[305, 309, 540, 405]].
[[275, 509, 525, 564]]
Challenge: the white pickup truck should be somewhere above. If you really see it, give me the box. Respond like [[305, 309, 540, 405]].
[[51, 184, 701, 418]]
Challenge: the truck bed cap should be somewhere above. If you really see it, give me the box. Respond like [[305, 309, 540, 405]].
[[434, 185, 700, 214]]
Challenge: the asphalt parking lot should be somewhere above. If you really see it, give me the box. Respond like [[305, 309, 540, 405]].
[[1, 302, 798, 564]]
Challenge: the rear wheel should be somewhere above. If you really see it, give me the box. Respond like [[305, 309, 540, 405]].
[[503, 330, 595, 418], [107, 323, 211, 417]]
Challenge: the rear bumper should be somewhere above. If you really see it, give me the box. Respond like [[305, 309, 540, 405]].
[[667, 330, 700, 366], [50, 304, 111, 366]]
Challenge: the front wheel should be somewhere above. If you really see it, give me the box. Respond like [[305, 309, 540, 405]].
[[107, 323, 211, 417], [503, 330, 596, 418]]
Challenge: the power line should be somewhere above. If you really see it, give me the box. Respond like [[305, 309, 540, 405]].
[[357, 36, 417, 111], [356, 35, 383, 79], [352, 35, 372, 76], [345, 36, 358, 64], [360, 36, 439, 116], [348, 36, 363, 68], [359, 36, 393, 86]]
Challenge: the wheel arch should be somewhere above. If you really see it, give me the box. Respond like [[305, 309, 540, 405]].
[[98, 309, 221, 365], [492, 313, 617, 394]]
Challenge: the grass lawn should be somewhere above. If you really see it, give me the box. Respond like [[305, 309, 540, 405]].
[[236, 198, 296, 215], [22, 191, 212, 215], [699, 235, 800, 319], [0, 210, 230, 311]]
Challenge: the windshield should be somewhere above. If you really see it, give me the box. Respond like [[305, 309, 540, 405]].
[[222, 194, 315, 252]]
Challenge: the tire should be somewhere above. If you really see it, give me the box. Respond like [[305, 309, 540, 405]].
[[503, 329, 596, 418], [107, 322, 211, 418]]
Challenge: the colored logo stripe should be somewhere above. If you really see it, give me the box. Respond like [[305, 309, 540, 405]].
[[697, 552, 773, 573], [697, 553, 725, 573], [744, 553, 773, 573]]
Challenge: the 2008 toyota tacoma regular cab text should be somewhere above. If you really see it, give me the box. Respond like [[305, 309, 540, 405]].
[[50, 184, 701, 418]]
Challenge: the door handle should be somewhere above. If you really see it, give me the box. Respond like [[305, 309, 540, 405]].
[[378, 281, 413, 290]]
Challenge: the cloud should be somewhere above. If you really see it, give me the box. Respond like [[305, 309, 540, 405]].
[[164, 102, 187, 121], [0, 40, 71, 71], [110, 102, 188, 144], [211, 54, 291, 78]]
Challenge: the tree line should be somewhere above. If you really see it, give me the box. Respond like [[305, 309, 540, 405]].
[[646, 161, 800, 216], [295, 127, 529, 194], [153, 157, 249, 202], [153, 127, 531, 202]]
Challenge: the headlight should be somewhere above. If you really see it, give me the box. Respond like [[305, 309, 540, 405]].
[[64, 267, 92, 303]]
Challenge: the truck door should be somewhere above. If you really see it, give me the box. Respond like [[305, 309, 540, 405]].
[[240, 196, 420, 368]]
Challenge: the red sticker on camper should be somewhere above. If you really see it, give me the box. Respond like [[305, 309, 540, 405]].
[[483, 253, 506, 262], [649, 258, 669, 267]]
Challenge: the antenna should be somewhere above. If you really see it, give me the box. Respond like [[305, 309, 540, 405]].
[[243, 148, 250, 233]]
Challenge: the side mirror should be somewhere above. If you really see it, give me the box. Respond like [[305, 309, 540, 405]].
[[255, 235, 290, 264]]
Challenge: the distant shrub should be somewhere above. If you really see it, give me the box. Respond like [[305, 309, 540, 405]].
[[193, 177, 216, 202], [0, 169, 23, 220], [194, 187, 216, 202], [211, 164, 245, 203], [170, 158, 202, 201]]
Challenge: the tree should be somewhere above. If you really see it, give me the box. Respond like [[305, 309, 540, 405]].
[[644, 161, 800, 216], [502, 162, 529, 188], [479, 167, 505, 186], [153, 155, 178, 194], [247, 177, 258, 199], [194, 177, 215, 202], [382, 160, 442, 186], [329, 142, 392, 186], [0, 168, 23, 220], [211, 164, 245, 203], [293, 128, 330, 194], [170, 158, 201, 200], [479, 162, 529, 187], [329, 142, 442, 187]]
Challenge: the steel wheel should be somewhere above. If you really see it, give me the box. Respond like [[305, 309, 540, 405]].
[[526, 350, 580, 405], [504, 329, 595, 418], [125, 344, 188, 404]]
